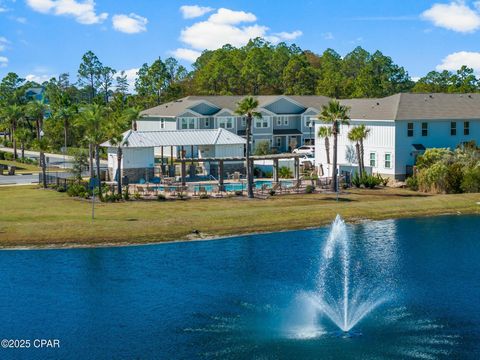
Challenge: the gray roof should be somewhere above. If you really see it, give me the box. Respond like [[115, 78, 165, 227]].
[[101, 128, 246, 148], [140, 93, 480, 121]]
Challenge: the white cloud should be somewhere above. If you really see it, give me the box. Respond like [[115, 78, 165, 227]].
[[25, 73, 53, 83], [112, 13, 148, 34], [0, 56, 8, 67], [322, 32, 334, 40], [0, 36, 8, 52], [26, 0, 108, 25], [171, 48, 202, 62], [422, 1, 480, 33], [208, 8, 256, 24], [173, 7, 302, 61], [122, 68, 138, 92], [180, 5, 214, 19], [436, 51, 480, 72]]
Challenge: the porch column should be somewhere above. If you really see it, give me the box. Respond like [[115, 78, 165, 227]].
[[294, 157, 300, 180], [273, 158, 279, 183], [218, 160, 225, 191], [169, 146, 175, 177], [160, 146, 165, 175], [181, 160, 186, 186], [191, 145, 194, 165]]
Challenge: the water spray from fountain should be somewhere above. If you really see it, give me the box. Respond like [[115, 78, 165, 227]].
[[288, 215, 388, 338]]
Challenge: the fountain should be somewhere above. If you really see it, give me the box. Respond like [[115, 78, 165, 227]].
[[288, 215, 388, 337]]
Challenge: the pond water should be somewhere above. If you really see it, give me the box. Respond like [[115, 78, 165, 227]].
[[0, 215, 479, 359]]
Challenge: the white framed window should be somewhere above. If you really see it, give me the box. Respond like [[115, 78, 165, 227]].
[[241, 118, 246, 127], [205, 118, 210, 127], [255, 117, 270, 128], [180, 118, 195, 129], [218, 117, 233, 129], [276, 117, 282, 126], [384, 153, 392, 169], [369, 152, 376, 167], [283, 117, 289, 126], [276, 137, 282, 147], [160, 119, 165, 129]]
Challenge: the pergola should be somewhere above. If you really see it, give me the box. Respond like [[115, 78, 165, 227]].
[[177, 153, 302, 188]]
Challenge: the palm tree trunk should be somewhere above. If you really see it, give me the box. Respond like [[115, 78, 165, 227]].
[[359, 139, 365, 174], [36, 119, 40, 140], [12, 122, 17, 160], [332, 123, 338, 192], [325, 137, 331, 164], [246, 115, 254, 199], [95, 144, 102, 199], [41, 152, 47, 189], [355, 142, 362, 178], [117, 146, 122, 196], [89, 143, 94, 178], [21, 143, 25, 160]]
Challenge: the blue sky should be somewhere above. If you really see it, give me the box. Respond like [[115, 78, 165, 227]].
[[1, 0, 480, 88]]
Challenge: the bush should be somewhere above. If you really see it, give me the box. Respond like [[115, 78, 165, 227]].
[[199, 193, 210, 199], [234, 190, 243, 196], [461, 166, 480, 193], [269, 189, 276, 196], [4, 152, 13, 161], [406, 176, 419, 191], [352, 173, 362, 188], [56, 186, 67, 193], [279, 166, 292, 178], [123, 189, 130, 201], [133, 192, 141, 200], [157, 194, 166, 201], [254, 140, 272, 156], [305, 185, 315, 194], [67, 184, 87, 198], [363, 174, 382, 189], [0, 151, 4, 160]]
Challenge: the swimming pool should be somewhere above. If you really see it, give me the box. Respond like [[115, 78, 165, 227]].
[[155, 180, 293, 192]]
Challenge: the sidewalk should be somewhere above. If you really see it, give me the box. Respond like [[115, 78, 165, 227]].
[[0, 146, 107, 165]]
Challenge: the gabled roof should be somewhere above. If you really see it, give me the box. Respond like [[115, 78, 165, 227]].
[[101, 128, 246, 148], [140, 93, 480, 121]]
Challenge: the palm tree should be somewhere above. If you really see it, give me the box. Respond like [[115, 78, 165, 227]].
[[14, 127, 30, 161], [317, 126, 332, 165], [55, 105, 77, 162], [235, 97, 262, 199], [3, 104, 24, 160], [76, 104, 108, 196], [34, 135, 49, 189], [318, 100, 350, 192], [26, 100, 47, 140], [348, 126, 363, 178], [356, 124, 370, 174]]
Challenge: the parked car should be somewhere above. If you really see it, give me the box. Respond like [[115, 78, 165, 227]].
[[292, 145, 315, 155], [300, 154, 315, 166]]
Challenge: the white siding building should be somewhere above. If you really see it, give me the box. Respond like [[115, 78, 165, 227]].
[[314, 93, 480, 180]]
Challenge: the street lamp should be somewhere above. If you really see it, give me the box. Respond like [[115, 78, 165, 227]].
[[308, 120, 314, 145]]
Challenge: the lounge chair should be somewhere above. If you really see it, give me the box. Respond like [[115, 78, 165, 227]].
[[271, 182, 283, 194]]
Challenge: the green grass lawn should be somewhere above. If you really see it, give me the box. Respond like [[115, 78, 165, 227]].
[[0, 159, 68, 174], [0, 186, 479, 248]]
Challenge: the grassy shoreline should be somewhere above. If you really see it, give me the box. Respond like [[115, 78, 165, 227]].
[[0, 185, 479, 249]]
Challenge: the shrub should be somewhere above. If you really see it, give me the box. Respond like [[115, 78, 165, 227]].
[[123, 189, 130, 201], [305, 185, 315, 194], [4, 152, 13, 161], [269, 189, 276, 196], [264, 171, 273, 178], [157, 193, 166, 201], [67, 184, 87, 197], [461, 166, 480, 193], [133, 192, 141, 200], [199, 193, 210, 199], [279, 166, 292, 178], [0, 151, 4, 160], [254, 140, 272, 155], [352, 173, 362, 188], [406, 176, 418, 191], [362, 174, 382, 189], [56, 186, 66, 193], [234, 190, 243, 196]]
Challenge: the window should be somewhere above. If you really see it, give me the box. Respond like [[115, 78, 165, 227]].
[[384, 153, 392, 169], [276, 137, 282, 148], [241, 118, 246, 127], [205, 118, 210, 127], [255, 117, 269, 128], [451, 121, 457, 136], [464, 121, 470, 135], [283, 117, 289, 126], [218, 117, 233, 129], [407, 122, 414, 137], [160, 119, 165, 129], [180, 118, 195, 129], [369, 152, 376, 167], [421, 122, 428, 136]]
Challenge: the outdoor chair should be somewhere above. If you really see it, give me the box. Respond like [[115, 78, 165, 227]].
[[271, 182, 283, 194]]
